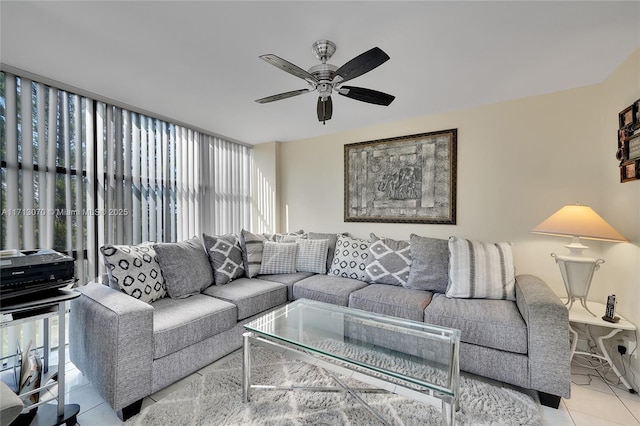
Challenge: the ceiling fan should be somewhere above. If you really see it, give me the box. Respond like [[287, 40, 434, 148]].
[[255, 40, 395, 124]]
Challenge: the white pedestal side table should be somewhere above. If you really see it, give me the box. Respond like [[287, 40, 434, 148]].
[[564, 299, 637, 393]]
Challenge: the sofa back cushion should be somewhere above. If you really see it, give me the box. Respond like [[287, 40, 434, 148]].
[[263, 230, 306, 242], [446, 237, 516, 301], [100, 242, 166, 303], [154, 237, 214, 298], [406, 234, 449, 293], [329, 234, 370, 281], [364, 234, 411, 286], [202, 233, 245, 285]]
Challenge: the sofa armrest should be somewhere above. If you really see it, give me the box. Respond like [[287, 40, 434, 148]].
[[69, 282, 154, 412], [515, 274, 571, 399]]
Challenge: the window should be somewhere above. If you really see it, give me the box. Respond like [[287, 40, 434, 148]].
[[1, 69, 252, 359], [1, 70, 252, 282]]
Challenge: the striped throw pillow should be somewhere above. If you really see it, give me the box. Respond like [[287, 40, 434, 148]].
[[240, 230, 267, 278], [446, 237, 515, 300]]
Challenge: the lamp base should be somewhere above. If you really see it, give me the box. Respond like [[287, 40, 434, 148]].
[[565, 296, 597, 316], [552, 253, 604, 317]]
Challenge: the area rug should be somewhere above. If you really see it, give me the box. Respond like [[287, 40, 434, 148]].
[[126, 345, 541, 426]]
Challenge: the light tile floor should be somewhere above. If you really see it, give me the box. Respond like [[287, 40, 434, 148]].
[[46, 348, 640, 425]]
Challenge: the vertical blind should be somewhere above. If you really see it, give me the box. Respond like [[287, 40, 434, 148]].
[[0, 70, 253, 361]]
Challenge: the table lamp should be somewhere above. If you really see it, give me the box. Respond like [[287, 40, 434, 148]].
[[532, 204, 627, 316]]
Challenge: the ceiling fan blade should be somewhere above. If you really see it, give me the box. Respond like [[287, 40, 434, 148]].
[[255, 88, 312, 104], [260, 54, 319, 84], [317, 96, 333, 124], [333, 47, 390, 84], [338, 86, 395, 106]]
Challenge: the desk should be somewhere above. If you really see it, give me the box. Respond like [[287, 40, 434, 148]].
[[565, 299, 637, 393], [1, 290, 81, 425]]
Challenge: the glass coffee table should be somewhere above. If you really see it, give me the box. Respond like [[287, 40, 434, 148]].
[[243, 299, 461, 425]]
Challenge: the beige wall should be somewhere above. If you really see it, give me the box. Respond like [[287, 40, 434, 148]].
[[276, 85, 608, 293], [596, 48, 640, 358], [251, 142, 279, 234], [253, 49, 640, 383]]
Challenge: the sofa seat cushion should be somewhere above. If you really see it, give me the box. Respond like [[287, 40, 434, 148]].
[[152, 294, 237, 359], [292, 275, 368, 306], [257, 272, 315, 300], [202, 278, 287, 320], [348, 284, 433, 322], [424, 293, 527, 354]]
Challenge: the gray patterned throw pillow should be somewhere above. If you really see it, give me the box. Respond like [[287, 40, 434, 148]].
[[364, 234, 411, 286], [259, 242, 297, 275], [202, 233, 245, 285], [296, 238, 329, 274], [100, 243, 166, 304], [329, 234, 370, 281]]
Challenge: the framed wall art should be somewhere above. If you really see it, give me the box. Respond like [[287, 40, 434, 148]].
[[344, 129, 457, 224], [617, 99, 640, 183]]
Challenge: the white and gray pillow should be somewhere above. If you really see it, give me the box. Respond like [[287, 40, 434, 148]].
[[202, 233, 245, 285], [329, 234, 370, 281], [364, 234, 411, 286], [100, 243, 166, 304], [154, 237, 214, 298], [406, 234, 450, 293], [259, 242, 297, 275], [446, 237, 516, 300], [296, 238, 329, 274]]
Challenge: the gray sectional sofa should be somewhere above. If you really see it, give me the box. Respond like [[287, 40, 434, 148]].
[[69, 231, 571, 420]]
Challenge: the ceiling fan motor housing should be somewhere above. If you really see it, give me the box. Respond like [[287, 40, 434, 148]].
[[312, 40, 336, 63]]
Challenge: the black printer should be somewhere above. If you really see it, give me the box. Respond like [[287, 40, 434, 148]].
[[0, 249, 75, 302]]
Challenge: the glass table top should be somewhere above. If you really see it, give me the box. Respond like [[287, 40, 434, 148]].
[[244, 299, 461, 395]]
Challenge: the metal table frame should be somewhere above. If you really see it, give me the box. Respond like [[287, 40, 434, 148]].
[[1, 290, 81, 425]]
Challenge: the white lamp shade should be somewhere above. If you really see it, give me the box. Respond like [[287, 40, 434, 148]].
[[532, 204, 627, 243]]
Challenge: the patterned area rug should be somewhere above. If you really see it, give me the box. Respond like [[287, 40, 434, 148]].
[[126, 345, 541, 425]]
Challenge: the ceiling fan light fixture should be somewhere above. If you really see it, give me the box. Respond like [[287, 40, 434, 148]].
[[317, 82, 332, 99]]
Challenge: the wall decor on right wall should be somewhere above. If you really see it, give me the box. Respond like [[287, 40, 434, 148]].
[[617, 99, 640, 183]]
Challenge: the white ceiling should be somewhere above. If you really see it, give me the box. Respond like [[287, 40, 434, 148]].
[[2, 1, 639, 145]]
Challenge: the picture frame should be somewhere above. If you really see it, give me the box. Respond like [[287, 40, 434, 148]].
[[627, 132, 640, 161], [619, 105, 634, 128], [620, 159, 640, 183], [344, 129, 457, 224]]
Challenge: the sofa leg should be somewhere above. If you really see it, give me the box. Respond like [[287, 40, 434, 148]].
[[117, 399, 143, 421], [538, 392, 561, 409]]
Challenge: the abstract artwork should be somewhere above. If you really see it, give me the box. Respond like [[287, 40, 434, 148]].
[[344, 129, 457, 224]]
